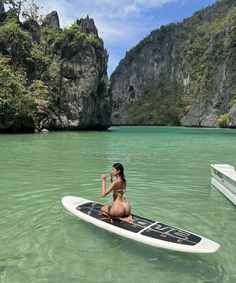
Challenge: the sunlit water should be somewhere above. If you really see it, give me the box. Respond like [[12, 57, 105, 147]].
[[0, 126, 236, 283]]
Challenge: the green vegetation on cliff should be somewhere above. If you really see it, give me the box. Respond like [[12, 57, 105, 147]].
[[0, 19, 32, 67], [128, 81, 186, 125], [0, 56, 35, 131], [42, 23, 101, 59], [183, 2, 236, 94]]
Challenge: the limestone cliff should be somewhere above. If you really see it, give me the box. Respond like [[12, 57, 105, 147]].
[[42, 11, 60, 31], [41, 14, 110, 131], [0, 4, 111, 132], [110, 0, 236, 127]]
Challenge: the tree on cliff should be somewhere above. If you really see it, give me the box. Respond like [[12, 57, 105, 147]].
[[4, 0, 43, 22], [4, 0, 24, 17], [0, 57, 35, 132]]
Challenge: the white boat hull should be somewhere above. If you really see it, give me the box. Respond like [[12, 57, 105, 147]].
[[211, 164, 236, 205]]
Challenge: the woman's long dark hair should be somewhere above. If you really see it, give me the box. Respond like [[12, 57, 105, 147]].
[[113, 163, 126, 183]]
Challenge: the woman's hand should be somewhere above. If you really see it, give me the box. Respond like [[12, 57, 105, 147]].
[[101, 174, 106, 181]]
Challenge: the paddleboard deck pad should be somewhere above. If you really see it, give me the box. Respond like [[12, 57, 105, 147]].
[[62, 196, 220, 253]]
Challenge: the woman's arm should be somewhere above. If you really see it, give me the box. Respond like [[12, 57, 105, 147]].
[[101, 174, 116, 197], [109, 173, 113, 183]]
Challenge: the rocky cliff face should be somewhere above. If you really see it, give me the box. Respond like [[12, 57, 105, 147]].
[[41, 13, 110, 131], [0, 4, 111, 132], [44, 33, 110, 130], [77, 15, 98, 37], [42, 11, 60, 31], [110, 0, 236, 127]]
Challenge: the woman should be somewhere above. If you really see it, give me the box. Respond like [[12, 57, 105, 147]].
[[100, 163, 132, 222]]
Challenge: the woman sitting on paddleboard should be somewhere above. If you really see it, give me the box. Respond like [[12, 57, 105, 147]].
[[100, 163, 132, 222]]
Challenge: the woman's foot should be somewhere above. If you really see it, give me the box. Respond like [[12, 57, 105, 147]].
[[119, 214, 133, 222]]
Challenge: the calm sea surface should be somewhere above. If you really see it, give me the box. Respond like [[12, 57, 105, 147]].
[[0, 126, 236, 283]]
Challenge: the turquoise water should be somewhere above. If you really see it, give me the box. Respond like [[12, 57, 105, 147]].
[[0, 126, 236, 283]]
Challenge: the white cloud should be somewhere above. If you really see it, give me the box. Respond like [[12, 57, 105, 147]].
[[35, 0, 181, 24], [95, 16, 154, 47]]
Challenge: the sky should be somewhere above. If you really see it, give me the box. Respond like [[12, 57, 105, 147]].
[[33, 0, 217, 76]]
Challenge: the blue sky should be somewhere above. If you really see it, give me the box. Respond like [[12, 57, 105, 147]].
[[34, 0, 217, 75]]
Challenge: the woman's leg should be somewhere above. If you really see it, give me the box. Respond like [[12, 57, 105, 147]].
[[101, 205, 113, 222], [119, 214, 132, 222], [101, 203, 132, 222]]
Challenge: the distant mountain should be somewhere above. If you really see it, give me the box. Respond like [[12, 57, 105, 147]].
[[0, 2, 111, 132], [110, 0, 236, 128]]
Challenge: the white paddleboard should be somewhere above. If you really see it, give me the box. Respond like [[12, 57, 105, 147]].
[[62, 196, 220, 253]]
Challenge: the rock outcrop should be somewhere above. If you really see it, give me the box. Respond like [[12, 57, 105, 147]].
[[42, 11, 60, 30], [110, 0, 236, 128], [229, 104, 236, 127], [45, 42, 110, 131], [77, 15, 98, 36], [42, 16, 110, 131]]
